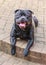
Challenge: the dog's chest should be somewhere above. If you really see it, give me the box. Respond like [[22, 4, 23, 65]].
[[17, 29, 29, 39], [16, 25, 30, 39]]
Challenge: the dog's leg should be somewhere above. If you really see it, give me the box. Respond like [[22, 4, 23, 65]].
[[10, 37, 16, 55], [10, 24, 17, 55], [23, 26, 34, 56]]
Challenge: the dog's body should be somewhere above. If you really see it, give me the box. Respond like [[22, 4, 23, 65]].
[[10, 9, 38, 56]]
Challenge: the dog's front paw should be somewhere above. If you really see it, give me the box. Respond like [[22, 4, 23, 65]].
[[11, 47, 16, 55], [23, 49, 29, 56]]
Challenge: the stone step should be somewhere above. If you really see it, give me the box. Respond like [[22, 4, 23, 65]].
[[0, 33, 46, 64], [0, 51, 42, 65]]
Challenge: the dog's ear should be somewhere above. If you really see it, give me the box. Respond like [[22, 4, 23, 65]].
[[15, 9, 20, 13], [28, 10, 34, 14]]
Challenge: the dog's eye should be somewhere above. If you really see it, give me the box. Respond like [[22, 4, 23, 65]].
[[27, 16, 29, 19], [27, 15, 31, 19], [27, 16, 30, 19], [16, 14, 21, 19]]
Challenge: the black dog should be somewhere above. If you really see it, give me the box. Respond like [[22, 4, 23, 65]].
[[10, 9, 38, 56]]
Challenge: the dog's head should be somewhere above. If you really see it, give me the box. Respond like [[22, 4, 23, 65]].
[[14, 9, 38, 30]]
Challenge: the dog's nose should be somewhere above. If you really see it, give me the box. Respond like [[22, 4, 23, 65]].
[[21, 18, 25, 22]]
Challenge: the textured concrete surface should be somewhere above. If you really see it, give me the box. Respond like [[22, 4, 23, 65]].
[[0, 0, 46, 43], [0, 51, 43, 65]]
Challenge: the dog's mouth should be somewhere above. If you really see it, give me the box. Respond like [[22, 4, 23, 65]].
[[17, 21, 26, 29], [16, 21, 31, 30], [19, 23, 26, 29]]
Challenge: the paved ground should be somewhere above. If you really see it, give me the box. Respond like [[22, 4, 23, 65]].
[[0, 0, 46, 43], [0, 51, 43, 65]]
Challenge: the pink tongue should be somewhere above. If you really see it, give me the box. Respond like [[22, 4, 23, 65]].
[[19, 23, 25, 27]]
